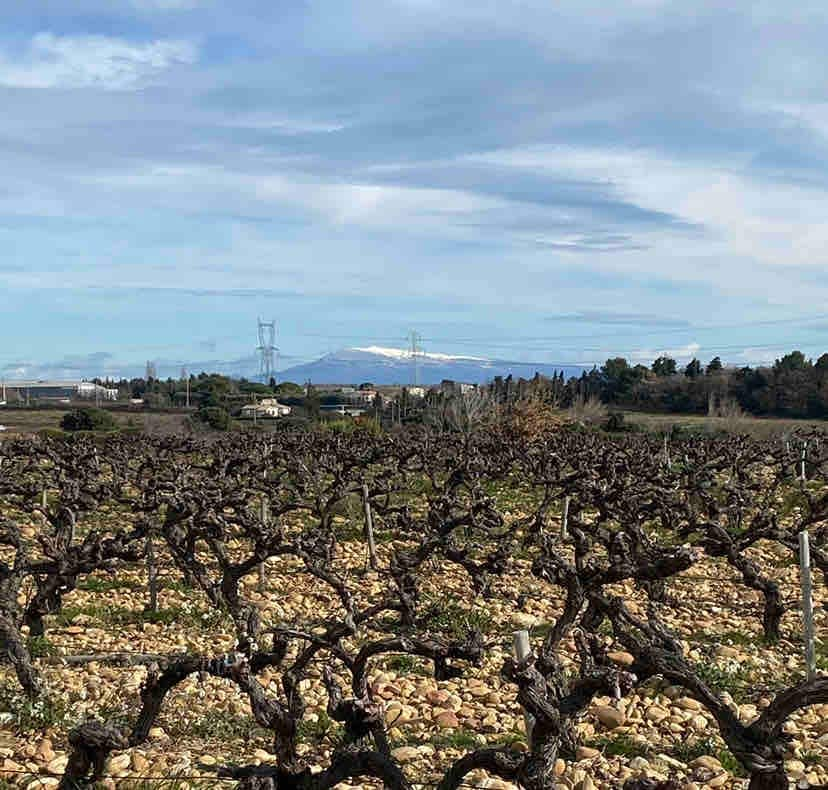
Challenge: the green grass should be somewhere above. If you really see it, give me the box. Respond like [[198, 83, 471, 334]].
[[385, 654, 431, 676], [669, 736, 746, 776], [589, 733, 650, 759], [160, 578, 195, 593], [77, 576, 142, 593], [26, 635, 58, 658], [52, 603, 227, 630], [419, 596, 494, 640], [816, 639, 827, 672], [431, 730, 481, 750]]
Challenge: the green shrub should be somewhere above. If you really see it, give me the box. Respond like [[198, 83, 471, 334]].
[[604, 412, 627, 432], [60, 408, 117, 432], [192, 406, 231, 430]]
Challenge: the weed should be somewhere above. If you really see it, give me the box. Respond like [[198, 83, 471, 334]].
[[161, 578, 195, 593], [52, 603, 227, 630], [717, 748, 747, 777], [590, 733, 650, 759], [297, 710, 343, 747], [431, 729, 481, 750], [392, 729, 483, 751], [670, 736, 747, 776], [693, 659, 754, 701], [670, 736, 718, 763], [816, 640, 827, 672], [77, 576, 141, 593], [492, 730, 528, 749], [419, 596, 493, 640], [385, 654, 429, 676], [0, 679, 73, 732], [26, 635, 58, 658]]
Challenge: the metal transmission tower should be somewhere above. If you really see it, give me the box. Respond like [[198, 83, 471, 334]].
[[180, 366, 190, 408], [257, 318, 278, 384], [407, 330, 423, 386]]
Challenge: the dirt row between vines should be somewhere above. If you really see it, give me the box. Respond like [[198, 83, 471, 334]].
[[0, 525, 825, 790]]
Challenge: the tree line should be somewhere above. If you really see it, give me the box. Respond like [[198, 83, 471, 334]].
[[483, 350, 828, 420]]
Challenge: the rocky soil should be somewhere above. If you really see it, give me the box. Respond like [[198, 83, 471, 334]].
[[0, 522, 825, 790]]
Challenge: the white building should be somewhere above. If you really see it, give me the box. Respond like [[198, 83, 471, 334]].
[[1, 380, 118, 402], [351, 389, 378, 404], [77, 382, 119, 400], [240, 401, 291, 419]]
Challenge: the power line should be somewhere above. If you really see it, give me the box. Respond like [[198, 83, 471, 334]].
[[256, 318, 278, 384], [3, 314, 828, 369], [408, 329, 423, 387]]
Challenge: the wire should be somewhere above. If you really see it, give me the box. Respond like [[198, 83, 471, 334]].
[[0, 764, 505, 788], [3, 311, 828, 366]]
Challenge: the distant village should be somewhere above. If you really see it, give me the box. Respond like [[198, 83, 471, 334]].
[[0, 376, 476, 425]]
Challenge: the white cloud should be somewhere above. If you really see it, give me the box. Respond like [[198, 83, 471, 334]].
[[469, 144, 828, 270], [76, 162, 508, 233], [0, 33, 197, 91]]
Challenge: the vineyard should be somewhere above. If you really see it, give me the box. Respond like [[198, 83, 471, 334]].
[[0, 425, 825, 790]]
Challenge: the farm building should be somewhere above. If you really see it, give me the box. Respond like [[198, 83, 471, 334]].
[[240, 399, 291, 419], [1, 380, 118, 403]]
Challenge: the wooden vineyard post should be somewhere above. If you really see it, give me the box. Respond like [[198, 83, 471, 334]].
[[663, 435, 671, 470], [561, 495, 570, 540], [799, 530, 816, 680], [513, 630, 534, 746], [146, 535, 158, 613], [362, 484, 378, 571], [258, 498, 269, 593]]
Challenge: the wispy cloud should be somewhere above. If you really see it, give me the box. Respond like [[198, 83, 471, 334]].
[[3, 1, 828, 368], [546, 312, 692, 328], [0, 33, 197, 90], [128, 0, 201, 9]]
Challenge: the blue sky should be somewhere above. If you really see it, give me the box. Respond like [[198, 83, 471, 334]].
[[2, 0, 828, 379]]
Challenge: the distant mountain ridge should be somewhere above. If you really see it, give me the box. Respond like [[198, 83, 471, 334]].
[[279, 347, 589, 386], [2, 347, 590, 386]]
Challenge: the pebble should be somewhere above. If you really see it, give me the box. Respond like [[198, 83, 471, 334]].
[[594, 705, 625, 729], [391, 746, 419, 763]]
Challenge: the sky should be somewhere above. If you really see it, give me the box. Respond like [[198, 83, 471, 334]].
[[2, 0, 828, 379]]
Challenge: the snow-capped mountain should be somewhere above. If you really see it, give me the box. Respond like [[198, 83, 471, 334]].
[[3, 347, 590, 386], [279, 347, 589, 386]]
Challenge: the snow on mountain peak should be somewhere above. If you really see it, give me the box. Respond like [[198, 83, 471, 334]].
[[349, 346, 488, 363]]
